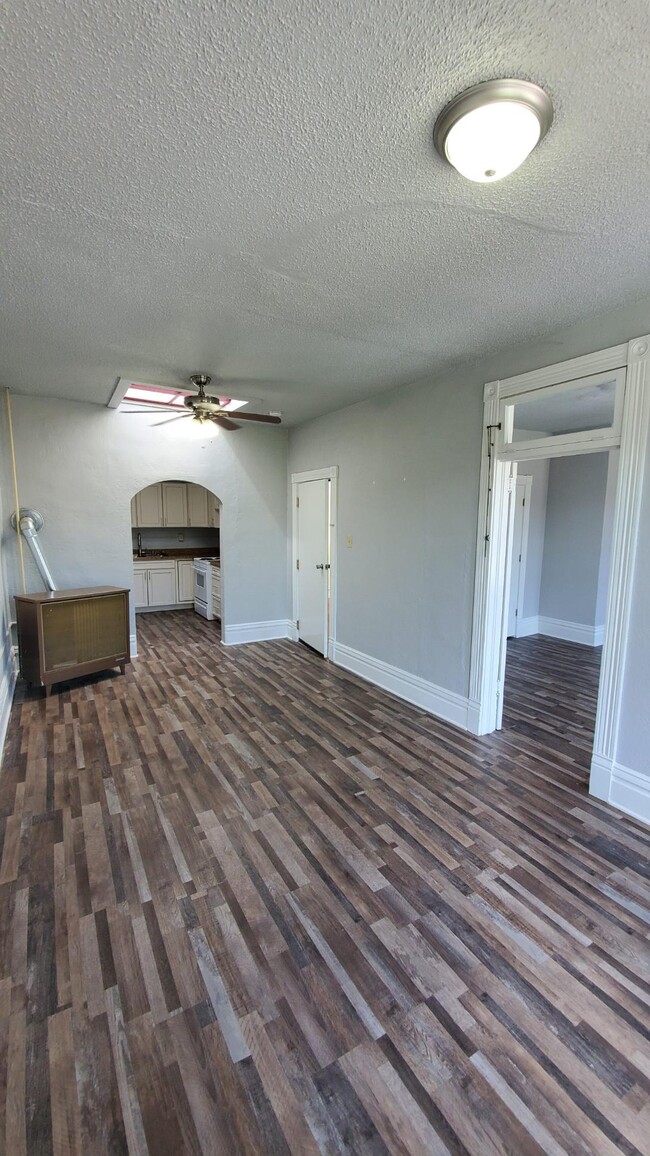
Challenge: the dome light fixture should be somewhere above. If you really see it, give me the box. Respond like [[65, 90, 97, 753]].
[[434, 78, 553, 183]]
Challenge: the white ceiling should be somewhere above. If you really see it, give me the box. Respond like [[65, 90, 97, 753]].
[[2, 0, 649, 425]]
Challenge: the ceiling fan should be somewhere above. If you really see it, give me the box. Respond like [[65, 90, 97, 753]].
[[124, 373, 282, 431]]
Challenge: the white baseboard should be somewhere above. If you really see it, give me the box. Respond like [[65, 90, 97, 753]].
[[537, 616, 604, 647], [222, 620, 292, 646], [590, 754, 650, 825], [129, 633, 138, 659], [331, 640, 471, 731]]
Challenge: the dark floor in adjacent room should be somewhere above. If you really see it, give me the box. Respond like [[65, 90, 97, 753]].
[[1, 611, 648, 1154]]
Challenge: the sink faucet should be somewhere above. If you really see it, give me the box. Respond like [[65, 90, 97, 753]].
[[137, 532, 143, 556]]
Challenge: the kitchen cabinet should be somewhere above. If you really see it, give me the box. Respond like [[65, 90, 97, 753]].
[[131, 483, 218, 528], [136, 484, 163, 527], [187, 483, 208, 527], [15, 587, 129, 696], [162, 482, 188, 527], [212, 567, 221, 619], [177, 559, 194, 603], [133, 561, 177, 608], [132, 567, 148, 607], [208, 494, 220, 528]]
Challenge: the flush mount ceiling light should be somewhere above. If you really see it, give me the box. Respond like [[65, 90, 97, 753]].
[[434, 78, 553, 183]]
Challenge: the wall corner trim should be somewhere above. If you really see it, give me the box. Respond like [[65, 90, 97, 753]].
[[221, 620, 292, 646], [331, 641, 471, 731], [590, 755, 650, 826]]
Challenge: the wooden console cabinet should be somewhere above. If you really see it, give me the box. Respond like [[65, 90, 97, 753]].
[[15, 587, 130, 696]]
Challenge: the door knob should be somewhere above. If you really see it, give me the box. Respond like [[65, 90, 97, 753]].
[[316, 563, 324, 570]]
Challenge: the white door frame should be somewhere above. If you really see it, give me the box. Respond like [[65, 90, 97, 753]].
[[507, 473, 533, 639], [468, 335, 650, 804], [291, 466, 338, 657]]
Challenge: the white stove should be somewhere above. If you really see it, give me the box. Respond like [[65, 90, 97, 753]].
[[193, 557, 216, 619]]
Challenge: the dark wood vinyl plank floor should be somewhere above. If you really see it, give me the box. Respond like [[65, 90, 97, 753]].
[[1, 612, 649, 1155]]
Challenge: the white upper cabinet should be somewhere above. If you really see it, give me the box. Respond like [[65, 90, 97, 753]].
[[187, 483, 209, 527], [208, 493, 220, 528], [136, 484, 163, 527], [161, 482, 188, 526], [131, 482, 219, 528]]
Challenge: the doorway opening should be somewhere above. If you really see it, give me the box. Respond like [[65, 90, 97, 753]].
[[130, 479, 222, 652], [502, 449, 618, 768], [469, 334, 650, 813], [291, 466, 338, 657]]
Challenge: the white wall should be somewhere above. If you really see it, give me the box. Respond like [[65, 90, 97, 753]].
[[0, 396, 290, 644]]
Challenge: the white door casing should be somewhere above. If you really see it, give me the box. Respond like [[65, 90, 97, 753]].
[[468, 335, 650, 811], [291, 466, 338, 657]]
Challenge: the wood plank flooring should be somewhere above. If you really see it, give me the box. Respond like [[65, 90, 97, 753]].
[[1, 611, 649, 1155]]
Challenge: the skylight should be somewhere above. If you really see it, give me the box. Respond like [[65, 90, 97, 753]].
[[115, 381, 248, 411]]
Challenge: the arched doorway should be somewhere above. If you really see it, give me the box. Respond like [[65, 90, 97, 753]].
[[129, 479, 222, 643]]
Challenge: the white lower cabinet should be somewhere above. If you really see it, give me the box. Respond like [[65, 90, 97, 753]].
[[133, 560, 186, 609], [147, 566, 177, 607], [212, 569, 221, 619], [177, 560, 194, 603]]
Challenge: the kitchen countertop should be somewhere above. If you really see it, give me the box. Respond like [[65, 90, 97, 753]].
[[133, 549, 219, 562]]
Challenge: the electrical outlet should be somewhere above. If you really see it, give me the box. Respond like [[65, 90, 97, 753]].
[[177, 533, 184, 541]]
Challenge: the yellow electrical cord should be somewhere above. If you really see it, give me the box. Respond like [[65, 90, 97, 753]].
[[5, 388, 26, 595]]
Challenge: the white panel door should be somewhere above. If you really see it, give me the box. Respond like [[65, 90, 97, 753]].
[[177, 560, 194, 602], [297, 479, 329, 655], [506, 476, 532, 638], [187, 484, 208, 527], [162, 482, 188, 526], [147, 566, 177, 606], [137, 484, 163, 527], [132, 568, 148, 608], [507, 480, 526, 636]]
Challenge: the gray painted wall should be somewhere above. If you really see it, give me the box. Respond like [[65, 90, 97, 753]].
[[539, 453, 610, 627], [0, 396, 289, 641], [289, 293, 650, 779]]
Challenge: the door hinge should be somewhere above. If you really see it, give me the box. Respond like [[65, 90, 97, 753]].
[[519, 553, 522, 562], [515, 609, 518, 617], [296, 559, 300, 570], [522, 497, 526, 507], [296, 496, 300, 508], [296, 619, 300, 629]]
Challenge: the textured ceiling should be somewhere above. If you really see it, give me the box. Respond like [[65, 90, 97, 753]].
[[1, 0, 649, 424]]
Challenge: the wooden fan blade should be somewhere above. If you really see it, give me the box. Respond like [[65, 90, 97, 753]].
[[152, 414, 191, 426], [228, 412, 281, 424], [212, 415, 241, 431]]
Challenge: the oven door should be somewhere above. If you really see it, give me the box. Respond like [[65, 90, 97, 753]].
[[194, 565, 208, 601]]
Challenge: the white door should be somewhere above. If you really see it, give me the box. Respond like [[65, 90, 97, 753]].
[[132, 568, 148, 608], [187, 484, 208, 527], [507, 477, 530, 636], [296, 479, 329, 654], [147, 566, 177, 606], [177, 560, 194, 602], [162, 482, 188, 526], [137, 484, 163, 527]]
